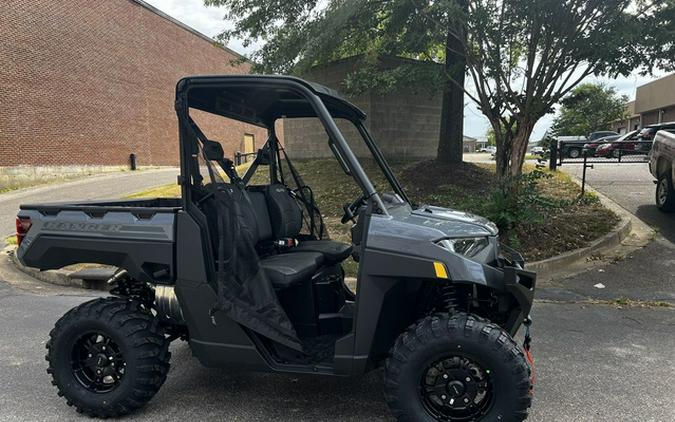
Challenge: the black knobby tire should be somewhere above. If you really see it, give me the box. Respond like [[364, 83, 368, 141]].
[[46, 297, 171, 418], [384, 313, 531, 422], [656, 172, 675, 212]]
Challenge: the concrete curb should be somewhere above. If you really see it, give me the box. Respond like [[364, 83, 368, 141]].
[[7, 246, 93, 289], [527, 216, 632, 276]]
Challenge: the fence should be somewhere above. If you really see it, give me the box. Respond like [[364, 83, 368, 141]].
[[234, 151, 257, 166], [549, 138, 653, 195]]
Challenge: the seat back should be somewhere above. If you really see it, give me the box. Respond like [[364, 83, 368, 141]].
[[247, 190, 274, 242], [265, 184, 302, 239]]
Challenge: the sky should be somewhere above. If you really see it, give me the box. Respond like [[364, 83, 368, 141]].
[[144, 0, 667, 142]]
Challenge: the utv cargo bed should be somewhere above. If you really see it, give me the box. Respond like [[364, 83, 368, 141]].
[[17, 198, 180, 283]]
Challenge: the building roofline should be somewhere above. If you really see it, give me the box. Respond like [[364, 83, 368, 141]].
[[636, 72, 675, 90], [130, 0, 247, 61]]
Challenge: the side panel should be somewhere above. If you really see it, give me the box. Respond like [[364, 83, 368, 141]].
[[173, 210, 270, 370], [17, 209, 175, 283], [351, 250, 429, 374]]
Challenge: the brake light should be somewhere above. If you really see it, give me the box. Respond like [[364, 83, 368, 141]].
[[15, 217, 32, 246]]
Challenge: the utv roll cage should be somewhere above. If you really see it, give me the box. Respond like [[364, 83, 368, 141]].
[[175, 75, 409, 214]]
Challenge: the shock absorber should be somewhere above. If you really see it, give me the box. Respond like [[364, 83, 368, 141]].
[[440, 283, 460, 313]]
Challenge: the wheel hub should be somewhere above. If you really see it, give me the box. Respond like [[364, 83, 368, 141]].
[[446, 380, 465, 398], [658, 179, 668, 205], [71, 332, 126, 393], [421, 356, 493, 421]]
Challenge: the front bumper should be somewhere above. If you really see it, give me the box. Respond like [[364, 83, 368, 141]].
[[498, 244, 536, 336]]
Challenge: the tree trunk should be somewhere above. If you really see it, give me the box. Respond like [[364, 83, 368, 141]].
[[493, 120, 535, 179], [495, 137, 510, 178], [508, 121, 536, 177], [436, 11, 466, 164]]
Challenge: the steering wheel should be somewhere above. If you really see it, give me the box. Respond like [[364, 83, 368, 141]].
[[342, 194, 368, 224]]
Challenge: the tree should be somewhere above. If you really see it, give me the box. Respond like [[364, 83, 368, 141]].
[[551, 83, 628, 136], [457, 0, 666, 178], [206, 0, 668, 179], [205, 0, 469, 164]]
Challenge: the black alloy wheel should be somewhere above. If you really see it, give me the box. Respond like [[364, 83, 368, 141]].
[[71, 332, 126, 393], [420, 355, 493, 421]]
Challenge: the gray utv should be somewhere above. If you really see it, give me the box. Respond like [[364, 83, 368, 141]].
[[17, 76, 536, 421]]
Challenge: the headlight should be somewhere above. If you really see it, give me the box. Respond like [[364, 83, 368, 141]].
[[436, 237, 490, 258]]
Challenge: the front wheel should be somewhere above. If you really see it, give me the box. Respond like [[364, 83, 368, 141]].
[[46, 297, 171, 418], [656, 173, 675, 212], [384, 313, 531, 421]]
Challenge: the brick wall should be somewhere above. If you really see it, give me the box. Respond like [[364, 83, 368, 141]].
[[0, 0, 265, 167]]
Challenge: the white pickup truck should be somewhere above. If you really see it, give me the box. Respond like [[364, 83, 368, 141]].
[[649, 129, 675, 211]]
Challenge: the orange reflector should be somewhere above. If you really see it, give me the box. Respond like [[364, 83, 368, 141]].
[[433, 261, 448, 279]]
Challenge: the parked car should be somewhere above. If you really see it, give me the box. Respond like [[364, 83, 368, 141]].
[[559, 131, 617, 158], [530, 146, 545, 156], [588, 130, 620, 141], [649, 129, 675, 211], [595, 130, 651, 158], [638, 121, 675, 141], [17, 75, 536, 421], [479, 146, 496, 153], [583, 134, 621, 156]]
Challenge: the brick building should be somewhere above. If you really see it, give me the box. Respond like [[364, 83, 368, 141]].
[[611, 73, 675, 133], [0, 0, 264, 168], [284, 56, 453, 161]]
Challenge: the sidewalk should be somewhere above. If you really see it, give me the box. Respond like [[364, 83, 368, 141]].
[[0, 168, 178, 237]]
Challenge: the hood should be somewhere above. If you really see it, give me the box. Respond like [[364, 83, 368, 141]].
[[378, 204, 498, 242], [411, 205, 498, 236]]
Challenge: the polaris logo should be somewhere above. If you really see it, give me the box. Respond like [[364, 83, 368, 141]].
[[43, 222, 124, 233]]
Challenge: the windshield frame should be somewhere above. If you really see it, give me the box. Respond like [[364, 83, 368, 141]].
[[351, 120, 411, 206]]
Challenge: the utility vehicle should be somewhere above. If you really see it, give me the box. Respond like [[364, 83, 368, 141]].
[[17, 76, 536, 421]]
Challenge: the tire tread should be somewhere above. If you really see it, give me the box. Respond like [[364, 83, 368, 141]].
[[46, 297, 171, 418], [384, 312, 532, 421]]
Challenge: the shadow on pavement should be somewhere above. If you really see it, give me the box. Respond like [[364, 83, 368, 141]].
[[634, 204, 675, 243]]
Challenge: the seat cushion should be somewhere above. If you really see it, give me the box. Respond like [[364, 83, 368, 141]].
[[260, 252, 323, 289], [291, 240, 353, 264]]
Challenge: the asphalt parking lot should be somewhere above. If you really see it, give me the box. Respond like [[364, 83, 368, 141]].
[[1, 161, 674, 421]]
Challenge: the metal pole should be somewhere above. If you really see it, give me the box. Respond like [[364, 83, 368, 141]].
[[581, 152, 594, 197], [581, 154, 587, 195], [549, 138, 558, 171]]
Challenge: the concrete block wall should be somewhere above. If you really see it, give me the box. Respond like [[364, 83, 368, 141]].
[[283, 56, 444, 161]]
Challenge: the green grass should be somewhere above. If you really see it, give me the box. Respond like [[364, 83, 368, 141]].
[[126, 184, 181, 199], [5, 236, 17, 246], [127, 158, 619, 270]]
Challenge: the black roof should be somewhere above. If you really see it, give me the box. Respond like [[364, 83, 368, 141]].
[[176, 75, 366, 127]]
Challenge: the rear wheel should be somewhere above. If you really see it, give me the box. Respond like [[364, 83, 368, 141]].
[[384, 313, 531, 421], [46, 297, 171, 417], [656, 173, 675, 212], [568, 148, 581, 158]]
